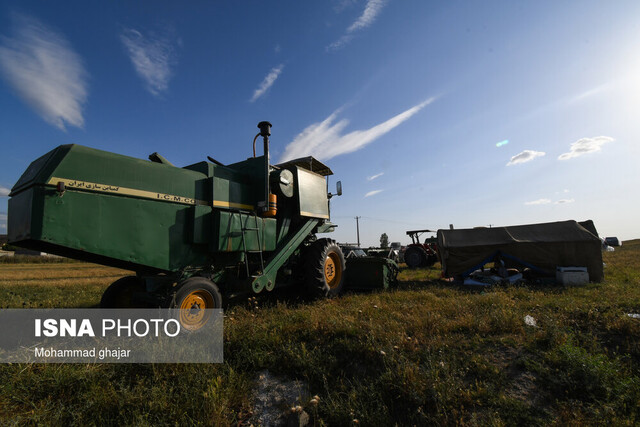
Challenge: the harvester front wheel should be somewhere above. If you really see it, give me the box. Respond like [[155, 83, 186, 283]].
[[304, 238, 346, 298], [100, 276, 145, 308], [404, 246, 426, 268], [174, 277, 222, 331]]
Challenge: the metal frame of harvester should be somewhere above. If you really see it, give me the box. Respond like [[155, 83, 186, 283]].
[[8, 122, 345, 329]]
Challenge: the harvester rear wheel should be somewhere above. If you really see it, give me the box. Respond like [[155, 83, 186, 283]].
[[304, 238, 346, 298], [100, 276, 145, 308], [174, 277, 222, 331], [404, 246, 426, 268]]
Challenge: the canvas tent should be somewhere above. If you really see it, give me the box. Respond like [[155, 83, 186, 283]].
[[437, 220, 603, 282]]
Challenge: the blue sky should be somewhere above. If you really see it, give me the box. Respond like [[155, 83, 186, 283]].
[[1, 0, 639, 246]]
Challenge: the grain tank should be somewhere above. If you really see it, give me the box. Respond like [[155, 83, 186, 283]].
[[8, 122, 344, 326]]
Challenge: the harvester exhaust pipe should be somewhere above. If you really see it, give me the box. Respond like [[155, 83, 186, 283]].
[[258, 121, 271, 138], [257, 121, 272, 215]]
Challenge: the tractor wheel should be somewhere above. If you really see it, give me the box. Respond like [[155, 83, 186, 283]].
[[425, 253, 439, 267], [100, 276, 145, 308], [304, 238, 346, 298], [404, 246, 426, 268], [174, 277, 222, 331]]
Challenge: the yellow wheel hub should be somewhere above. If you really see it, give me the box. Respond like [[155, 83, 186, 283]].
[[179, 290, 214, 331], [324, 253, 342, 289]]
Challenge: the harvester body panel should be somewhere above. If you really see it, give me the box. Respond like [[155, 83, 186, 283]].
[[213, 211, 276, 252], [8, 144, 335, 284], [295, 168, 330, 219], [9, 145, 213, 272]]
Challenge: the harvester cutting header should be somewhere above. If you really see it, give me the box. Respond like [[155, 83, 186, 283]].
[[8, 122, 344, 328]]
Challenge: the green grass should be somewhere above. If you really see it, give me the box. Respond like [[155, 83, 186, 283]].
[[1, 242, 640, 425], [0, 254, 82, 264]]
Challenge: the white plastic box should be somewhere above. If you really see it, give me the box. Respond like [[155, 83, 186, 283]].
[[556, 266, 589, 286]]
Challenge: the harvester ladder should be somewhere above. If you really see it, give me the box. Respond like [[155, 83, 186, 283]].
[[239, 211, 265, 278]]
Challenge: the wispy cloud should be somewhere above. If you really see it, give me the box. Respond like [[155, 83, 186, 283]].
[[558, 136, 614, 160], [328, 32, 355, 51], [327, 0, 387, 51], [348, 0, 386, 32], [367, 172, 384, 181], [250, 64, 284, 102], [525, 197, 575, 206], [365, 189, 383, 198], [567, 84, 611, 105], [504, 83, 611, 132], [525, 198, 551, 205], [507, 150, 546, 166], [120, 28, 177, 97], [0, 213, 6, 231], [0, 186, 10, 197], [281, 97, 434, 162], [0, 14, 88, 130]]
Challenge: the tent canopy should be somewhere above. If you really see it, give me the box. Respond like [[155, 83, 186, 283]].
[[437, 220, 603, 282]]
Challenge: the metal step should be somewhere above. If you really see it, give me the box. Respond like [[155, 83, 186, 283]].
[[236, 211, 265, 279]]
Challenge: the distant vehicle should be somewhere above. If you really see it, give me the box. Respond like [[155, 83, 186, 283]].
[[604, 237, 621, 247], [366, 247, 400, 264], [403, 229, 439, 268], [339, 245, 368, 258]]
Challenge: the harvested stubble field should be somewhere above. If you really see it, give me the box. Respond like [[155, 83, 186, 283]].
[[0, 242, 639, 425]]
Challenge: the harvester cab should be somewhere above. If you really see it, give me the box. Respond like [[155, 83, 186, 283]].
[[8, 121, 346, 328]]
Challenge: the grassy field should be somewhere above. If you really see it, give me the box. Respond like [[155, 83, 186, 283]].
[[1, 242, 639, 425]]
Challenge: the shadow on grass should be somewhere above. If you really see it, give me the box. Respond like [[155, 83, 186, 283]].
[[394, 278, 444, 291], [396, 276, 573, 296], [68, 273, 572, 311], [224, 285, 316, 311], [223, 277, 448, 311]]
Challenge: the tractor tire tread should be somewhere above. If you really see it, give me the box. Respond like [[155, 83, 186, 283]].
[[303, 238, 346, 298]]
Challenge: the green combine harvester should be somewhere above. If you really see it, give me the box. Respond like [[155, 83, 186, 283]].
[[8, 122, 346, 327]]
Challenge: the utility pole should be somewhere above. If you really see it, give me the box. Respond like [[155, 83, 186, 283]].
[[355, 216, 361, 247]]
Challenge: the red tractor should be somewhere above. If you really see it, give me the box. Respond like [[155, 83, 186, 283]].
[[403, 229, 439, 268]]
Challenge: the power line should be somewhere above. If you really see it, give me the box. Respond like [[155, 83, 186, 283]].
[[332, 215, 427, 227]]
